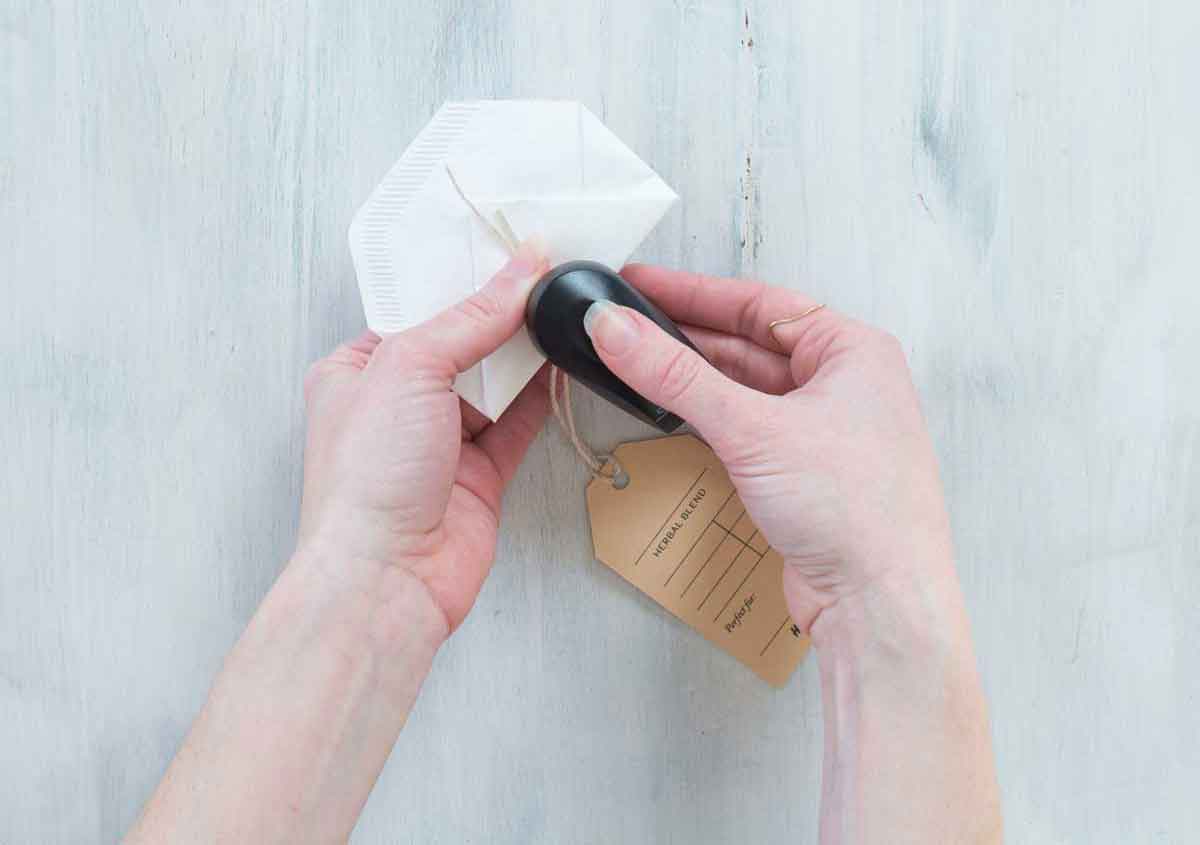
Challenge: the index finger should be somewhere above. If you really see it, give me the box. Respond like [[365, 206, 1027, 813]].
[[620, 263, 861, 386], [620, 263, 839, 353]]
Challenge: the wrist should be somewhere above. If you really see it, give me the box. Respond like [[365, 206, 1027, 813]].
[[808, 561, 972, 668], [807, 565, 1002, 844], [142, 547, 449, 844], [280, 545, 450, 657]]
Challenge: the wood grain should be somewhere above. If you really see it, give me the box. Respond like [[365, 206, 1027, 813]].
[[2, 1, 1197, 842]]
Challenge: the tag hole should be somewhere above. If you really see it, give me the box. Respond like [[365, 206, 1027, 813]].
[[596, 454, 629, 489]]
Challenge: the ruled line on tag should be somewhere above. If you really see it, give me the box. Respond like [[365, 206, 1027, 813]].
[[586, 434, 808, 686]]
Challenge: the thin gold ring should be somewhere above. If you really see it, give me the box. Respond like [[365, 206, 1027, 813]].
[[767, 304, 825, 348]]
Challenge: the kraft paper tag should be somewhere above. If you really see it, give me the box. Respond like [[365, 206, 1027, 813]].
[[587, 434, 809, 686]]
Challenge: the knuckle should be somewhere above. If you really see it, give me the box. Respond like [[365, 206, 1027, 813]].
[[302, 357, 340, 408], [719, 337, 753, 386], [873, 330, 908, 364], [506, 408, 542, 445], [656, 346, 703, 402], [332, 341, 373, 370], [303, 359, 331, 399], [455, 290, 506, 326], [735, 287, 766, 338], [377, 334, 443, 375], [374, 334, 412, 365]]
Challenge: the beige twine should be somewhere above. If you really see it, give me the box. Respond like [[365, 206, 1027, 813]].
[[547, 365, 622, 482]]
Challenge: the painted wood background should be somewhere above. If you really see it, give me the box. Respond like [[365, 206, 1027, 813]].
[[2, 1, 1197, 842]]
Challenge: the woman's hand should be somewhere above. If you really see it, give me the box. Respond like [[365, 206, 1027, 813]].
[[128, 245, 553, 845], [298, 240, 550, 632], [586, 265, 1001, 845], [584, 264, 952, 632], [132, 257, 999, 845]]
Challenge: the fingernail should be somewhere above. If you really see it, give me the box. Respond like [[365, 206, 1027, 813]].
[[492, 237, 548, 302], [584, 300, 639, 355], [510, 236, 548, 276]]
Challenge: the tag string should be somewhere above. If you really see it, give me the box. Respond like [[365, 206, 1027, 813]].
[[548, 365, 624, 483], [445, 165, 625, 486]]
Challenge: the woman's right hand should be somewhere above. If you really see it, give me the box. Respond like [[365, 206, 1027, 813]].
[[584, 265, 956, 633], [588, 264, 1003, 844]]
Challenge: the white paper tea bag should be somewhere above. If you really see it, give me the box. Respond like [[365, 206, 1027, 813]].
[[348, 100, 678, 420]]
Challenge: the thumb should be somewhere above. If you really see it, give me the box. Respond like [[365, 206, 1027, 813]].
[[372, 239, 548, 381], [584, 300, 756, 440]]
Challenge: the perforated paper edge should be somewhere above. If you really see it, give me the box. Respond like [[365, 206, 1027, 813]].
[[348, 102, 482, 333]]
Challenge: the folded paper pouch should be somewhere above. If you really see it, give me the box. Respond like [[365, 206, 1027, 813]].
[[348, 100, 679, 421]]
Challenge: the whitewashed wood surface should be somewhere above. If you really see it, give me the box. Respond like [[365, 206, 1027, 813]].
[[2, 1, 1198, 842]]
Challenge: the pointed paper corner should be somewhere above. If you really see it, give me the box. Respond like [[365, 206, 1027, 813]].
[[577, 101, 679, 210]]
